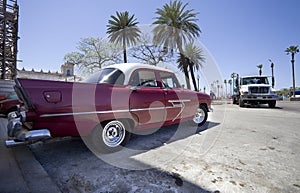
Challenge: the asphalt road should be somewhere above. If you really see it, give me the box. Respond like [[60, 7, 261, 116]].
[[26, 101, 300, 192]]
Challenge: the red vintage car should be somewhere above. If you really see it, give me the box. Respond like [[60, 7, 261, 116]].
[[6, 63, 212, 152], [0, 93, 22, 116]]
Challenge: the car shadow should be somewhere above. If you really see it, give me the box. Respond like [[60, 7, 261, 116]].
[[29, 136, 214, 193], [126, 121, 220, 151], [28, 121, 220, 192]]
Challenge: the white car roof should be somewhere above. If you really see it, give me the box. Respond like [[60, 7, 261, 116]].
[[104, 63, 174, 85]]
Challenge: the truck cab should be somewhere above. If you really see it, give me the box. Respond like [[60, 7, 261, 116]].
[[233, 75, 277, 107]]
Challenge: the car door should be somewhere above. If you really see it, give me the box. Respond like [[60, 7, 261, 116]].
[[159, 71, 199, 122], [129, 69, 166, 125], [159, 72, 185, 122]]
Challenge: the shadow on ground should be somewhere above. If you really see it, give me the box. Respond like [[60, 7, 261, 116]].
[[29, 122, 220, 192]]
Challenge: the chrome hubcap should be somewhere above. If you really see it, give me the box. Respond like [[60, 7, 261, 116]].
[[193, 108, 205, 124], [102, 121, 125, 147]]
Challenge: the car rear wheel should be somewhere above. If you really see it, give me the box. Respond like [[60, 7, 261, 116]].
[[90, 120, 131, 153], [192, 105, 208, 126]]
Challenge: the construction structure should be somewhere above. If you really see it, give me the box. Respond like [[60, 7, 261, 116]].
[[0, 0, 18, 80]]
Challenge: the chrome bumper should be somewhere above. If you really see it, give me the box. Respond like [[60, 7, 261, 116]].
[[240, 94, 277, 101], [6, 111, 51, 147]]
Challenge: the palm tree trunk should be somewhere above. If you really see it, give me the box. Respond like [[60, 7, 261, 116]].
[[291, 53, 296, 97], [123, 38, 127, 63], [179, 53, 191, 89], [271, 65, 275, 88], [189, 63, 198, 91], [177, 40, 191, 89]]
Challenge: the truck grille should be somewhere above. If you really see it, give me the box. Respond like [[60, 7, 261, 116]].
[[249, 86, 269, 94]]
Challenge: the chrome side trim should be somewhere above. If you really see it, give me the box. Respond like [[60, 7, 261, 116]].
[[168, 99, 191, 103], [130, 106, 166, 112], [40, 106, 185, 118], [40, 99, 192, 118], [40, 109, 130, 118]]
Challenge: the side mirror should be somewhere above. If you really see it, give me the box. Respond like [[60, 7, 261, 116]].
[[181, 84, 185, 89]]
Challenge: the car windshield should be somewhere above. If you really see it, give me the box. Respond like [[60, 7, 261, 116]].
[[242, 77, 269, 85], [84, 68, 125, 85]]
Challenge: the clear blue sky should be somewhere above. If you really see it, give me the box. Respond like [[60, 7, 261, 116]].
[[17, 0, 300, 90]]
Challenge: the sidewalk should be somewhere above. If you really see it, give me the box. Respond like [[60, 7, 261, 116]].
[[0, 118, 61, 193]]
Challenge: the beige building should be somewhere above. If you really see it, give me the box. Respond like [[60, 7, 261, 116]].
[[17, 62, 81, 81]]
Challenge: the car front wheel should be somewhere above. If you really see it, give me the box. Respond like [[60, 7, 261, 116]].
[[90, 120, 131, 153], [192, 105, 208, 126]]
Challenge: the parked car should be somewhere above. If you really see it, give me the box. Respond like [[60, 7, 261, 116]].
[[0, 92, 22, 116], [6, 63, 212, 152], [0, 94, 5, 101], [289, 90, 300, 98]]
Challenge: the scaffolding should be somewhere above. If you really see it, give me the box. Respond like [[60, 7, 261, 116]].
[[0, 0, 18, 80]]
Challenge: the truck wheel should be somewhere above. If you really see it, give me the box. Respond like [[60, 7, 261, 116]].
[[232, 98, 237, 104], [239, 99, 245, 107], [268, 101, 276, 108], [191, 105, 208, 126], [90, 120, 131, 153]]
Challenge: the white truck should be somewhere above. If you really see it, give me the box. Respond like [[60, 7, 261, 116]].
[[232, 75, 277, 107]]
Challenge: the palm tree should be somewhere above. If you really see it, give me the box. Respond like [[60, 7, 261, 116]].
[[107, 11, 141, 63], [228, 79, 232, 95], [257, 64, 263, 76], [269, 59, 275, 88], [152, 0, 201, 89], [285, 45, 299, 97], [224, 79, 227, 98], [216, 80, 219, 99], [177, 43, 205, 91]]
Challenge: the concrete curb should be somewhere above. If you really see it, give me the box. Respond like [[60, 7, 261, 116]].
[[13, 146, 61, 193], [0, 118, 61, 193]]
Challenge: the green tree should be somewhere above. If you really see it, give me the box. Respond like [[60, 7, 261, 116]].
[[130, 33, 174, 65], [152, 0, 201, 89], [257, 64, 263, 76], [64, 37, 121, 76], [177, 43, 205, 91], [107, 11, 141, 63], [285, 45, 299, 97]]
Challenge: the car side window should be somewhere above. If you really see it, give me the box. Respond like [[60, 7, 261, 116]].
[[160, 72, 179, 89], [129, 70, 158, 87]]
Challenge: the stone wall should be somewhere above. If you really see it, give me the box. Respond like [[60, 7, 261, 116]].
[[17, 70, 78, 81]]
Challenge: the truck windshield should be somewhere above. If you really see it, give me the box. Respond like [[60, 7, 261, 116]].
[[84, 68, 125, 85], [242, 77, 269, 85]]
